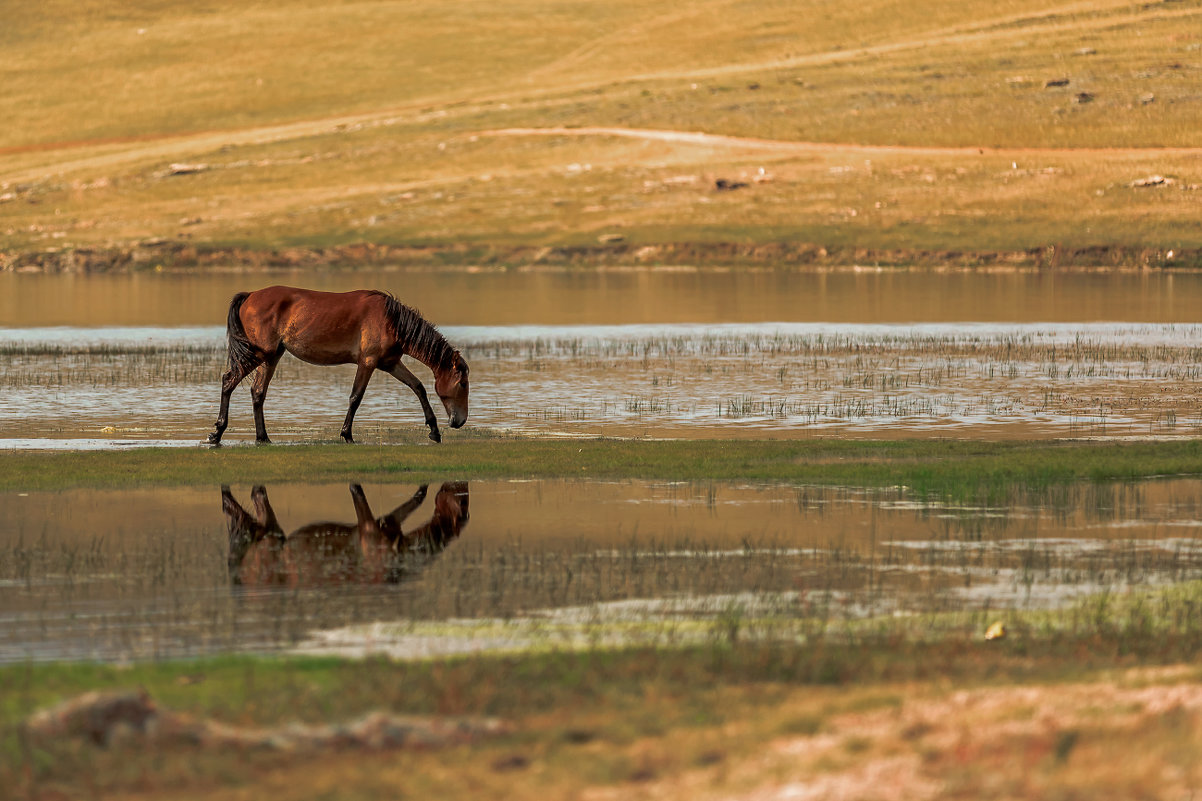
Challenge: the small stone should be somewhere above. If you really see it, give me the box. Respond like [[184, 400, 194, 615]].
[[1130, 175, 1175, 188]]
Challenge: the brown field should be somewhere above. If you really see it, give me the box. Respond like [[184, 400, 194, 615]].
[[3, 0, 1202, 267]]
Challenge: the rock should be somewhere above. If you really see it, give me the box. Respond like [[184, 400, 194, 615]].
[[162, 163, 209, 177], [1044, 78, 1071, 88], [24, 689, 157, 746], [714, 179, 749, 191], [597, 233, 625, 244], [1130, 175, 1175, 188], [24, 688, 510, 751], [1074, 92, 1094, 104]]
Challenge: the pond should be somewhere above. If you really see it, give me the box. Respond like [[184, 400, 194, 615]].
[[4, 268, 1202, 445], [4, 267, 1202, 664], [3, 478, 1202, 663]]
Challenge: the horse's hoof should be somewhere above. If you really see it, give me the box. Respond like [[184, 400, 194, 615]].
[[255, 437, 272, 445], [207, 433, 222, 445], [429, 429, 442, 443], [341, 434, 355, 444]]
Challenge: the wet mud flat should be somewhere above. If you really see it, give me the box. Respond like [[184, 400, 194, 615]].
[[3, 478, 1202, 663], [5, 322, 1202, 446]]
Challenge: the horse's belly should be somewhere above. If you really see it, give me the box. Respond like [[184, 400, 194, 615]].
[[281, 326, 361, 365], [289, 347, 357, 366]]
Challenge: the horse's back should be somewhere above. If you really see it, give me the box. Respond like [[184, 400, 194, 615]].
[[241, 286, 390, 364], [246, 286, 383, 320]]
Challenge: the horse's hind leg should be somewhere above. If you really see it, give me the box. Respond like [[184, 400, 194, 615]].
[[208, 357, 263, 445], [340, 361, 376, 443], [250, 353, 282, 444]]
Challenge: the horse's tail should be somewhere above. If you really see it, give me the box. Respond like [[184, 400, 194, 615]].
[[224, 292, 258, 373]]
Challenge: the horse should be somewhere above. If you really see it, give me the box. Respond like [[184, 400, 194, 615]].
[[223, 482, 470, 586], [206, 286, 469, 445]]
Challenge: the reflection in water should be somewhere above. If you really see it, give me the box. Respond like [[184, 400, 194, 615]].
[[223, 482, 469, 587], [5, 478, 1202, 663]]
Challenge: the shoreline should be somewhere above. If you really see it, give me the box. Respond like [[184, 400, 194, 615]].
[[2, 240, 1197, 274]]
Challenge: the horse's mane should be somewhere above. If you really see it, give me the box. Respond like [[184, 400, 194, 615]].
[[374, 291, 456, 370]]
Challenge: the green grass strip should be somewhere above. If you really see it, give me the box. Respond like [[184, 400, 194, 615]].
[[4, 437, 1202, 496]]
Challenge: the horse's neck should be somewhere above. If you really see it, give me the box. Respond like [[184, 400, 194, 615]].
[[401, 319, 451, 372]]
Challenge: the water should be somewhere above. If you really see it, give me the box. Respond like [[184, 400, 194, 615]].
[[4, 320, 1202, 444], [4, 269, 1202, 445], [4, 268, 1202, 662], [5, 269, 1202, 327], [3, 478, 1202, 663]]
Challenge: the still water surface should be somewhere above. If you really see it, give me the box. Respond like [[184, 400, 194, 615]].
[[4, 268, 1202, 327], [3, 478, 1202, 663]]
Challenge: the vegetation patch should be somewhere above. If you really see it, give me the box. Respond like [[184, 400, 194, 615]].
[[4, 438, 1202, 497]]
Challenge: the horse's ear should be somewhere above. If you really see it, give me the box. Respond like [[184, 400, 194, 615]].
[[454, 350, 468, 374]]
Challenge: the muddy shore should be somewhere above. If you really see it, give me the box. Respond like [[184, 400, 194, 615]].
[[2, 240, 1197, 273]]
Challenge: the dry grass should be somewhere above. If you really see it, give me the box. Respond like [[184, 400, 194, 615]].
[[3, 0, 1202, 259]]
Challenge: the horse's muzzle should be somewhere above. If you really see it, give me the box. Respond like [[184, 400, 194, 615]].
[[449, 413, 467, 429]]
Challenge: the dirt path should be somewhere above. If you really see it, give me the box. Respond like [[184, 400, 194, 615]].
[[475, 125, 1202, 159]]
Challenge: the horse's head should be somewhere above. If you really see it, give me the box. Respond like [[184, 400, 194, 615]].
[[434, 481, 470, 524], [434, 350, 469, 428]]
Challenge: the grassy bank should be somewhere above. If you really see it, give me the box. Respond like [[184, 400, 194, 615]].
[[4, 437, 1202, 496]]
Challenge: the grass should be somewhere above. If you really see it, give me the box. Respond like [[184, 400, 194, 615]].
[[5, 437, 1202, 497], [4, 0, 1202, 263], [6, 596, 1202, 800]]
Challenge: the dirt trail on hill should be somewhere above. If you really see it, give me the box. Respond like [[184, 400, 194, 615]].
[[476, 126, 1202, 158]]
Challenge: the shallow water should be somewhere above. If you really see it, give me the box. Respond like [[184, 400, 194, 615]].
[[4, 321, 1202, 444], [6, 269, 1202, 445], [3, 478, 1202, 663]]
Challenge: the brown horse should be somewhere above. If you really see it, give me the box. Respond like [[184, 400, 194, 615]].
[[207, 286, 469, 444], [223, 482, 470, 586]]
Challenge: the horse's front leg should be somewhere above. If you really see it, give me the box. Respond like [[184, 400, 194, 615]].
[[386, 362, 442, 443], [341, 361, 376, 443]]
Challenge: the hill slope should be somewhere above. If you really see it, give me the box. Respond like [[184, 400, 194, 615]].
[[3, 0, 1201, 267]]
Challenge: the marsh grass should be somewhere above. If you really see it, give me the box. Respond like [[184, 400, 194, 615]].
[[7, 327, 1202, 440]]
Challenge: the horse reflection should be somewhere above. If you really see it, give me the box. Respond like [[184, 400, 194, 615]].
[[223, 483, 469, 586]]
